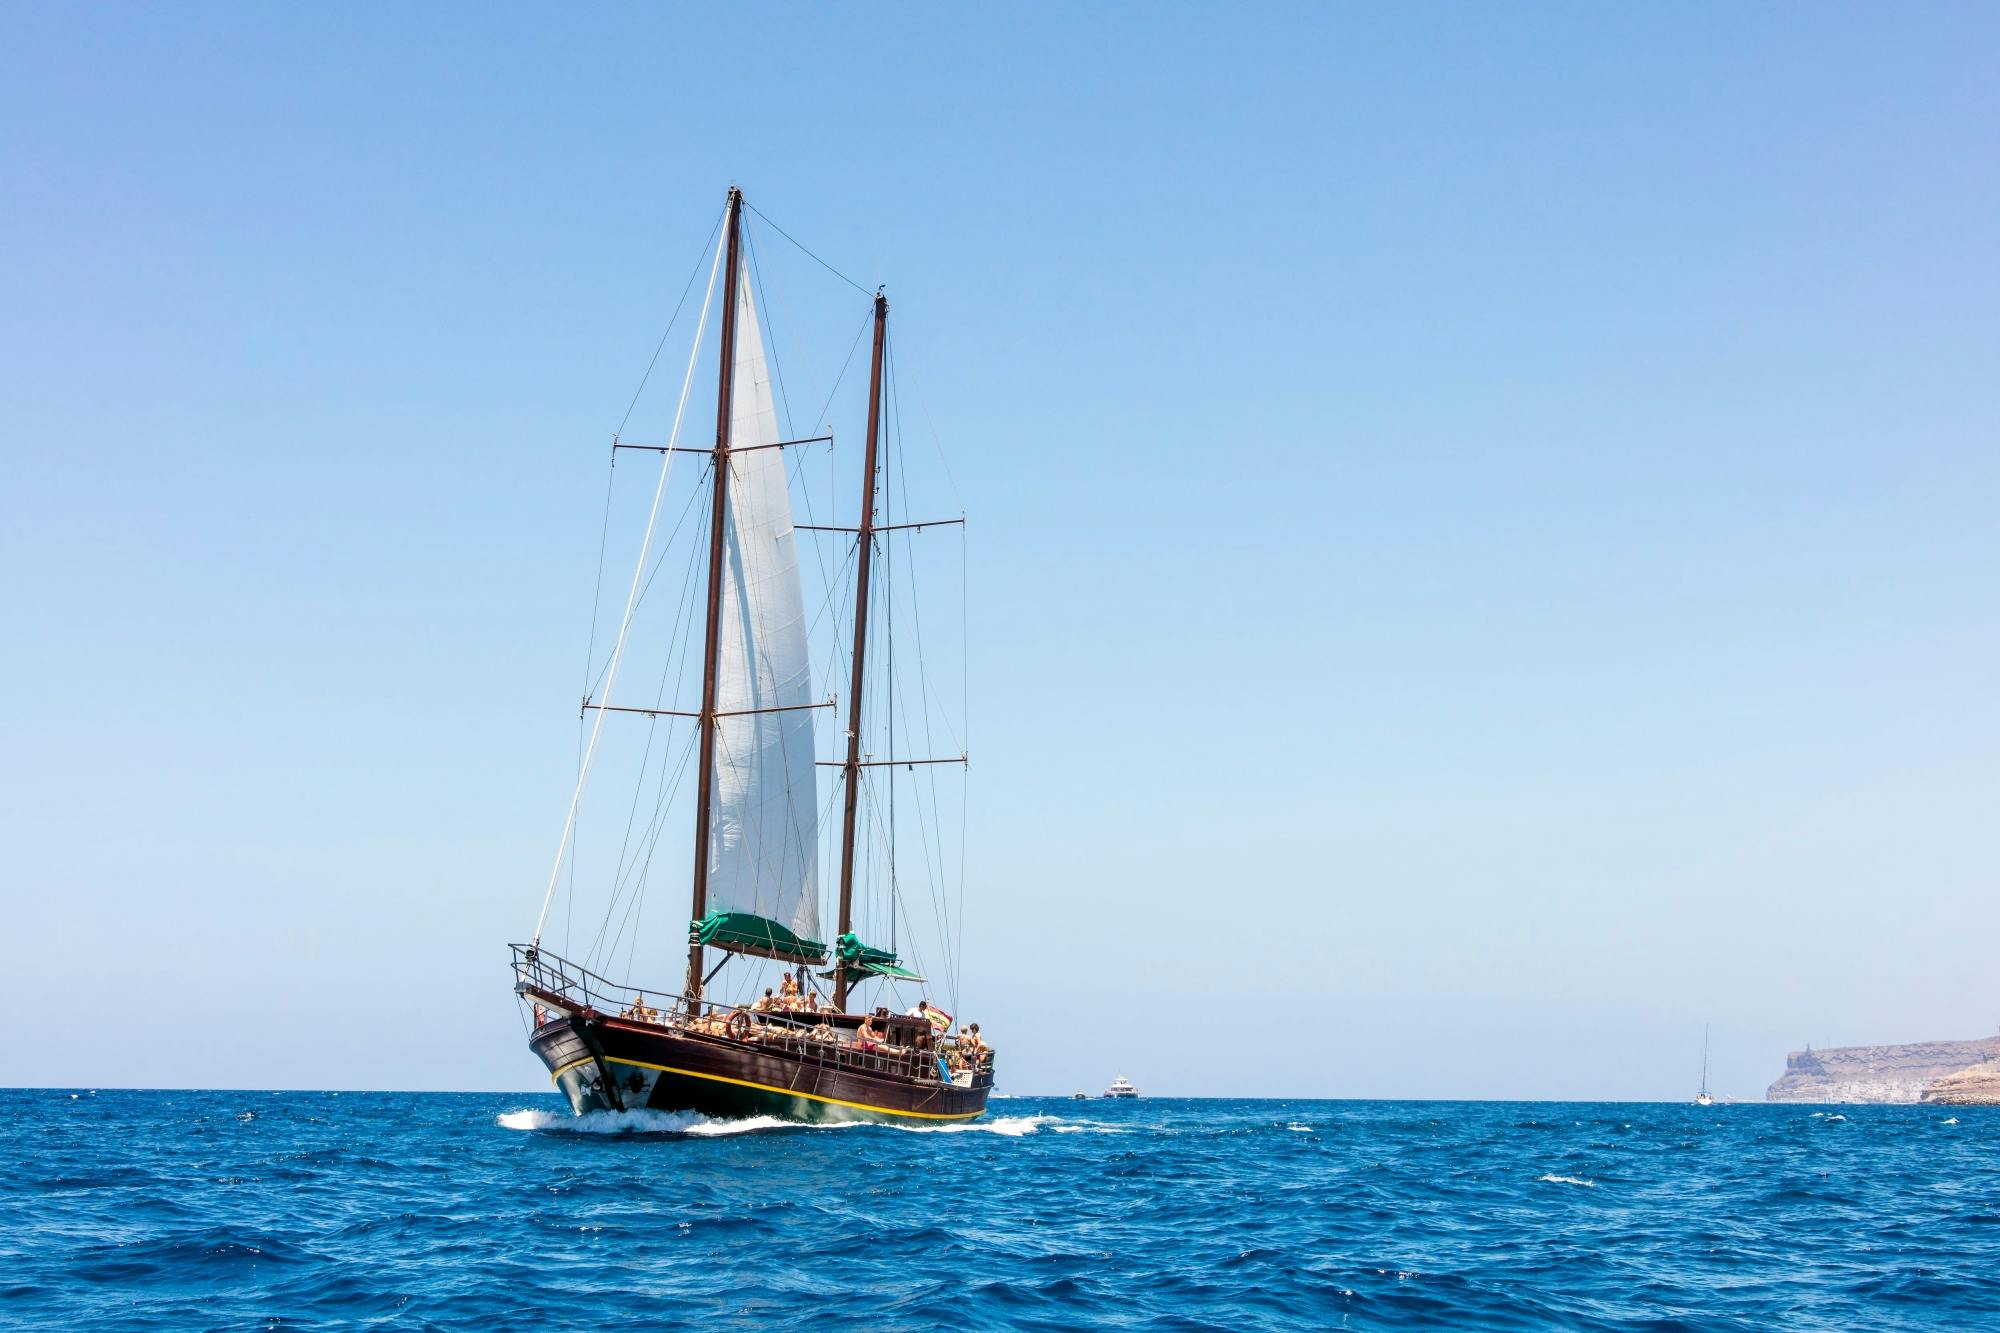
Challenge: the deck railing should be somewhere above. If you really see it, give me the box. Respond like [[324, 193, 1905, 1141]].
[[510, 943, 993, 1087]]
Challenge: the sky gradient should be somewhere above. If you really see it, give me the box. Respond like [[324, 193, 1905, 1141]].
[[4, 3, 1997, 1098]]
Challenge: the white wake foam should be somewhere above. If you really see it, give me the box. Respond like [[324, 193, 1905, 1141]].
[[499, 1108, 1113, 1138], [889, 1113, 1055, 1136], [1537, 1173, 1596, 1188], [497, 1107, 865, 1136]]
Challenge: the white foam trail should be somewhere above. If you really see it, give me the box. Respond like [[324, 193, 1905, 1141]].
[[1537, 1173, 1596, 1188], [685, 1115, 869, 1137], [1943, 1117, 1959, 1125], [499, 1109, 1111, 1138], [1825, 1114, 1846, 1122], [497, 1108, 864, 1136], [888, 1113, 1056, 1136], [1287, 1123, 1313, 1132]]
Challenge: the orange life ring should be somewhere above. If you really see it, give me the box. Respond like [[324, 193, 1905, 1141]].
[[726, 1010, 752, 1041]]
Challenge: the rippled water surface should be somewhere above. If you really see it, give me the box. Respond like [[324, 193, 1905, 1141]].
[[4, 1090, 1997, 1329]]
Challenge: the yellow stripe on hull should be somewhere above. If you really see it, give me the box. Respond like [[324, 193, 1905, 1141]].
[[549, 1055, 982, 1121]]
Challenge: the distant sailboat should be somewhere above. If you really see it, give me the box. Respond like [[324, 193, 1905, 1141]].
[[1695, 1025, 1714, 1106]]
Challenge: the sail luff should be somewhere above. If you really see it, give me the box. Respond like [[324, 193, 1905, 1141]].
[[702, 260, 822, 951]]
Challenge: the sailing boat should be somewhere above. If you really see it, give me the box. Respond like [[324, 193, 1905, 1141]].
[[510, 187, 990, 1124], [1695, 1025, 1714, 1106]]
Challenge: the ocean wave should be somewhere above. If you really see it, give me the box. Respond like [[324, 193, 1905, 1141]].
[[26, 1092, 2000, 1330]]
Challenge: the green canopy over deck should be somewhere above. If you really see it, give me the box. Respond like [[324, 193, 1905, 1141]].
[[820, 931, 926, 987], [689, 911, 828, 966]]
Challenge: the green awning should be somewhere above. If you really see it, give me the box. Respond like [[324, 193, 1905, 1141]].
[[818, 932, 926, 986], [819, 959, 929, 986], [834, 931, 896, 968], [689, 911, 828, 965]]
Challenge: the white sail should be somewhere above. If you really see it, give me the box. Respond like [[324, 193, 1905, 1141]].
[[707, 266, 822, 944]]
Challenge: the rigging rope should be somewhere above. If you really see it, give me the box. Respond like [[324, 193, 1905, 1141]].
[[533, 210, 728, 945], [615, 211, 726, 440], [744, 199, 873, 298]]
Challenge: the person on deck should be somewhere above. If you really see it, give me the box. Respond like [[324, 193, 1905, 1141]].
[[855, 1012, 883, 1053], [961, 1023, 986, 1064], [752, 987, 776, 1013], [778, 973, 801, 1006]]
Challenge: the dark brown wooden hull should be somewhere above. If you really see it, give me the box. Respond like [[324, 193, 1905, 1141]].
[[527, 1014, 991, 1124]]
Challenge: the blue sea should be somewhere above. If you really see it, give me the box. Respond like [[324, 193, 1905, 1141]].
[[4, 1090, 1996, 1330]]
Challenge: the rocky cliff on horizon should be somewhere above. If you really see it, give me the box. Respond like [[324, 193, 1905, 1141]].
[[1766, 1034, 2000, 1104]]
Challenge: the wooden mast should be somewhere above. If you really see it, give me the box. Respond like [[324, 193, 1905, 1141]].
[[833, 291, 889, 1012], [686, 185, 745, 1007]]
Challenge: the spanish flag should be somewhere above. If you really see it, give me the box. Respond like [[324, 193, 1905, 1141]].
[[920, 1003, 952, 1032]]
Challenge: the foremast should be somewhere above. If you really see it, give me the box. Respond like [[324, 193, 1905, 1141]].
[[686, 185, 746, 1007]]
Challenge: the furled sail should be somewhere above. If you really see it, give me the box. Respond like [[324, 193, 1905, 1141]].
[[707, 266, 821, 947]]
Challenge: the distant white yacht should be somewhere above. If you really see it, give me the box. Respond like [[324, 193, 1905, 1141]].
[[1103, 1075, 1138, 1099]]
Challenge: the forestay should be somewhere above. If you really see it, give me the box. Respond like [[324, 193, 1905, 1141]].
[[707, 266, 822, 948]]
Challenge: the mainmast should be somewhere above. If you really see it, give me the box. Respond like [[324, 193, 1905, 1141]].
[[686, 185, 746, 1006], [833, 292, 889, 1011]]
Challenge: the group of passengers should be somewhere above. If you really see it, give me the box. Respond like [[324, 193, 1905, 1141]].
[[856, 1004, 992, 1075], [750, 974, 825, 1014], [939, 1021, 989, 1075], [642, 976, 993, 1075], [619, 994, 662, 1023]]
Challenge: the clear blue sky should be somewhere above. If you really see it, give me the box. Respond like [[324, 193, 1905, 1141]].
[[5, 4, 1996, 1098]]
